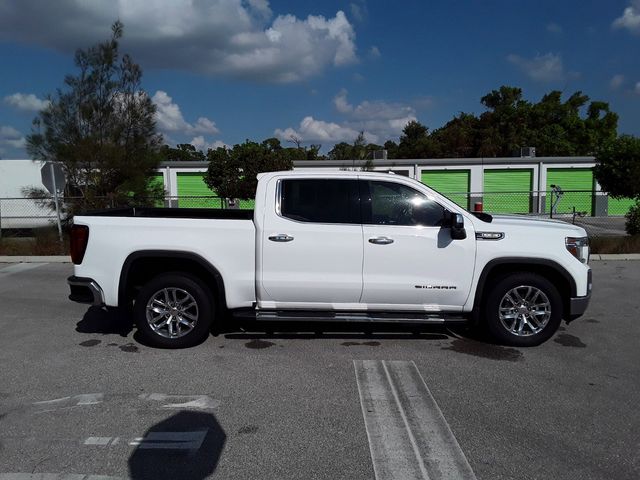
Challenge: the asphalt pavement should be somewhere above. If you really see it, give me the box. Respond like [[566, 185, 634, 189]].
[[0, 261, 638, 479]]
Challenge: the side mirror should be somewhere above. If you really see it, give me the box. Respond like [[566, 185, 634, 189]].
[[443, 211, 467, 240]]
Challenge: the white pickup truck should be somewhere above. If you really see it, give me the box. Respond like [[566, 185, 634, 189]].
[[68, 170, 592, 348]]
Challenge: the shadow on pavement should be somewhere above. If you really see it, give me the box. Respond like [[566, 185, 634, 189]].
[[129, 411, 226, 480], [76, 306, 133, 337]]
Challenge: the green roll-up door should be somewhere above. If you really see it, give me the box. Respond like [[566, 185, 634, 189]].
[[608, 197, 636, 216], [546, 168, 594, 215], [483, 169, 532, 214], [176, 172, 220, 208], [148, 173, 165, 207], [421, 170, 470, 209], [149, 173, 164, 190]]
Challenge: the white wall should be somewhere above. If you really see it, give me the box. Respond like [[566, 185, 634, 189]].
[[0, 159, 46, 197], [0, 159, 53, 229]]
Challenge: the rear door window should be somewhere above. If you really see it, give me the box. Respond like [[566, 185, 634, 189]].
[[280, 179, 360, 224]]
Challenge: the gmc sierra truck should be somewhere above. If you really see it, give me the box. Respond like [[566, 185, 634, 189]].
[[67, 170, 592, 348]]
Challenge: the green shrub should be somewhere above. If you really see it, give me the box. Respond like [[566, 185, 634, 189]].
[[625, 201, 640, 235]]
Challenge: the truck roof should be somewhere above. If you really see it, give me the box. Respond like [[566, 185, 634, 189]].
[[257, 170, 401, 180]]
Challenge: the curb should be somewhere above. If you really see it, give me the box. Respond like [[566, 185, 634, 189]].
[[1, 254, 640, 263], [590, 253, 640, 261], [0, 255, 70, 263]]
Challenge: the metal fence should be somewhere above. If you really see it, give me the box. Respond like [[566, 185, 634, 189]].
[[0, 191, 633, 238]]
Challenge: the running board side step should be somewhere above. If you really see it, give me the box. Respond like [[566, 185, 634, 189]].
[[232, 309, 468, 324]]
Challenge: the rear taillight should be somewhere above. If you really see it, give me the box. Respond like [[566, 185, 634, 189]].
[[70, 224, 89, 265]]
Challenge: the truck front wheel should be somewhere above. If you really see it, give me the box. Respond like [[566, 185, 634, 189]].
[[133, 273, 213, 348], [484, 273, 562, 347]]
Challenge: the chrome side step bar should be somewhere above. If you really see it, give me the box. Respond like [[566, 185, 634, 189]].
[[232, 309, 468, 324]]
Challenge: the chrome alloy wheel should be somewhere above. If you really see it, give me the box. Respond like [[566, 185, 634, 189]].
[[498, 285, 551, 336], [145, 287, 199, 339]]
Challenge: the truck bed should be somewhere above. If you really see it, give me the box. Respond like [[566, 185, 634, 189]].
[[82, 207, 254, 220]]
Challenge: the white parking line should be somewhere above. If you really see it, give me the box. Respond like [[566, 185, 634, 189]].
[[354, 360, 477, 480], [138, 393, 220, 409], [33, 394, 104, 414], [128, 430, 208, 450], [0, 475, 123, 480], [84, 436, 118, 446], [0, 263, 47, 279], [32, 393, 218, 413]]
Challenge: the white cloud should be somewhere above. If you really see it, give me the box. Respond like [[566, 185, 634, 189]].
[[152, 90, 219, 137], [275, 116, 375, 144], [333, 89, 415, 120], [190, 136, 228, 151], [4, 93, 50, 112], [0, 126, 21, 138], [368, 46, 381, 58], [349, 1, 368, 22], [413, 95, 435, 110], [277, 90, 417, 146], [191, 117, 219, 135], [635, 81, 640, 94], [334, 89, 354, 114], [610, 74, 625, 89], [0, 1, 357, 83], [0, 125, 26, 150], [507, 52, 568, 82], [546, 22, 563, 34], [331, 89, 416, 140], [613, 1, 640, 34]]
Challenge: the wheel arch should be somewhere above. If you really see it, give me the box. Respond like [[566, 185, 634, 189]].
[[471, 257, 575, 324], [118, 250, 227, 311]]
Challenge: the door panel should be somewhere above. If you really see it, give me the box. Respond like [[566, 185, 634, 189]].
[[362, 225, 475, 309], [260, 178, 363, 306], [360, 180, 475, 310]]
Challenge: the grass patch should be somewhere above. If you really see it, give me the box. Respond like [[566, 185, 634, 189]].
[[590, 235, 640, 254], [0, 228, 69, 256]]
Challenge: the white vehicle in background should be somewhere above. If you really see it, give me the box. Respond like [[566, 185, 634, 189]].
[[67, 170, 592, 348]]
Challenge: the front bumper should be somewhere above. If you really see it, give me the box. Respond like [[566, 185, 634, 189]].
[[568, 268, 592, 321], [67, 275, 105, 306]]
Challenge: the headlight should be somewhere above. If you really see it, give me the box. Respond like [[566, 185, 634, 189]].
[[566, 237, 590, 264]]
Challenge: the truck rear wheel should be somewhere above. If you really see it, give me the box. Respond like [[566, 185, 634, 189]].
[[134, 273, 213, 348], [484, 272, 562, 347]]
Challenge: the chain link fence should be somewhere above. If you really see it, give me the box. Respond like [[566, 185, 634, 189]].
[[443, 190, 631, 237], [0, 195, 255, 239], [0, 190, 633, 239]]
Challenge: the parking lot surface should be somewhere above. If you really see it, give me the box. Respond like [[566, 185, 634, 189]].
[[0, 261, 638, 480]]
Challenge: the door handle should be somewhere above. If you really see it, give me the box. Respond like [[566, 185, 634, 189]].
[[269, 234, 294, 242], [369, 236, 394, 245]]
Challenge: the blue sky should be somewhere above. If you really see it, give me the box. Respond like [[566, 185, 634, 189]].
[[1, 0, 639, 158]]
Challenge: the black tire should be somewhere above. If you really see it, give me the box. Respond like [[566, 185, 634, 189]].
[[134, 273, 213, 348], [484, 272, 562, 347]]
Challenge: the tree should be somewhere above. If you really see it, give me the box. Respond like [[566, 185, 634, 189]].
[[477, 86, 531, 157], [204, 141, 293, 199], [160, 143, 206, 162], [26, 22, 163, 213], [396, 121, 438, 158], [594, 135, 640, 200], [327, 142, 353, 160], [431, 113, 479, 158], [594, 135, 640, 234], [327, 132, 381, 165]]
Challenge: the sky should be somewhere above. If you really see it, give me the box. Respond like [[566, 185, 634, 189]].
[[1, 0, 640, 158]]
